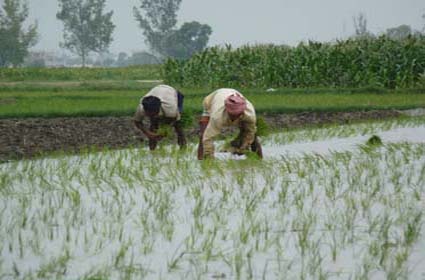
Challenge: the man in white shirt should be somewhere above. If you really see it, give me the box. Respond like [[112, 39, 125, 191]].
[[134, 85, 186, 150]]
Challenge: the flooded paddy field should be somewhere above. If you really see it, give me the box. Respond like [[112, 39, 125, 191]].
[[1, 117, 425, 279]]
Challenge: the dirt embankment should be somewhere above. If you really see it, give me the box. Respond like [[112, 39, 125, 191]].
[[0, 110, 402, 162]]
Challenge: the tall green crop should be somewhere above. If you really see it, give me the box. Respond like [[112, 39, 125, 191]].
[[163, 35, 425, 89]]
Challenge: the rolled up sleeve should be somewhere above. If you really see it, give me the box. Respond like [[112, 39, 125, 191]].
[[202, 121, 220, 157]]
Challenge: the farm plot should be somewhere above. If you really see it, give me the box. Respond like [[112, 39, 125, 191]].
[[1, 118, 425, 279]]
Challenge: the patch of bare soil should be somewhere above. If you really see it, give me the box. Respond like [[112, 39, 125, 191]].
[[0, 98, 16, 105], [0, 110, 402, 162]]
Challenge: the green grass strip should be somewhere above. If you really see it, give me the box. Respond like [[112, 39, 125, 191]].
[[1, 89, 425, 119]]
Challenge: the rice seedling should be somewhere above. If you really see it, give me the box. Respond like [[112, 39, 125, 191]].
[[0, 119, 424, 279]]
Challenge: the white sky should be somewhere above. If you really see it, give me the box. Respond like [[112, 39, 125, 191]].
[[26, 0, 425, 54]]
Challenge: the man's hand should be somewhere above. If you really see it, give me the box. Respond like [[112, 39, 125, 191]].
[[134, 120, 162, 141], [197, 116, 210, 160], [145, 131, 164, 141], [251, 136, 263, 159], [230, 146, 249, 155]]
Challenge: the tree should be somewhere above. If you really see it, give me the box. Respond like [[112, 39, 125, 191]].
[[163, 21, 212, 59], [386, 25, 412, 40], [352, 13, 374, 39], [133, 0, 181, 58], [0, 0, 38, 67], [94, 52, 115, 67], [116, 52, 128, 66], [133, 0, 212, 59], [56, 0, 115, 67], [422, 13, 425, 33], [128, 51, 160, 65], [23, 51, 47, 67]]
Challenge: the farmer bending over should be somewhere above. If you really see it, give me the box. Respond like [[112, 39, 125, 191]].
[[197, 88, 262, 159], [134, 85, 186, 150]]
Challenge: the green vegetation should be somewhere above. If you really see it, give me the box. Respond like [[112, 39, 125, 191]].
[[163, 36, 425, 88], [56, 0, 115, 67], [0, 0, 38, 67], [1, 87, 425, 119], [133, 0, 212, 60], [1, 119, 424, 279], [0, 80, 164, 92], [0, 65, 161, 81]]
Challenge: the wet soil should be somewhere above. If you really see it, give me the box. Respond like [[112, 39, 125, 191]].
[[0, 110, 403, 161]]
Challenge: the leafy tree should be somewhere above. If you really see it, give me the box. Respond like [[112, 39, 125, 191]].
[[386, 25, 412, 40], [0, 0, 38, 67], [114, 51, 159, 66], [133, 0, 212, 59], [125, 51, 159, 65], [116, 52, 128, 66], [163, 21, 212, 59], [23, 51, 46, 67], [352, 13, 374, 39], [94, 52, 115, 67], [422, 12, 425, 33], [133, 0, 181, 57], [56, 0, 115, 67]]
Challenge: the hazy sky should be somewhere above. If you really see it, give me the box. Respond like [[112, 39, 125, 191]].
[[26, 0, 425, 55]]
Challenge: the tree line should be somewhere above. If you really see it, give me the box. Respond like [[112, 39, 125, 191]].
[[1, 1, 424, 68], [0, 0, 212, 67]]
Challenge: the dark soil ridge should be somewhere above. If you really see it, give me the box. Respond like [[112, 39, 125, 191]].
[[0, 110, 403, 161]]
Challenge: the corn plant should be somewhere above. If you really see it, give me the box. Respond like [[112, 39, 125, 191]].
[[163, 35, 425, 89]]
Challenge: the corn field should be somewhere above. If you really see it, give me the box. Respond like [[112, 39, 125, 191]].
[[163, 35, 425, 89]]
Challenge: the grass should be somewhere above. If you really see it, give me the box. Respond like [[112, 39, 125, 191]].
[[1, 86, 425, 119], [1, 118, 424, 279], [0, 65, 162, 82], [0, 80, 163, 92]]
